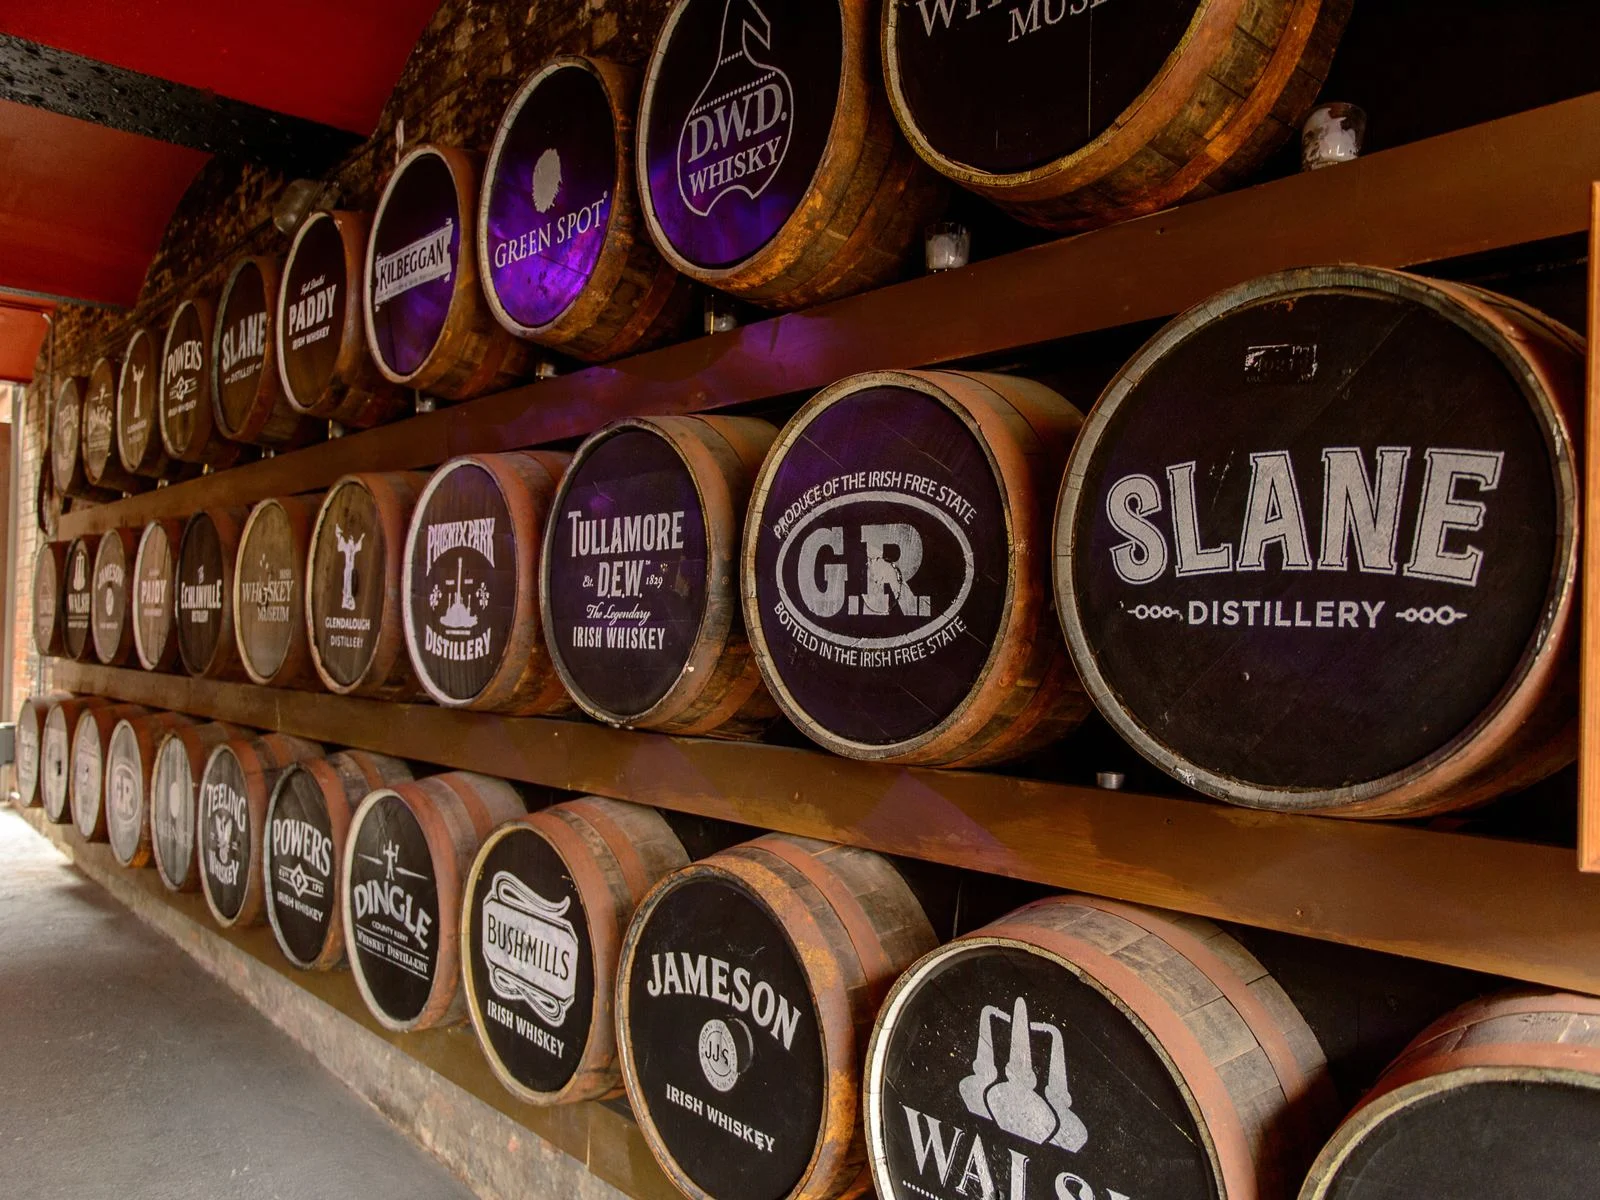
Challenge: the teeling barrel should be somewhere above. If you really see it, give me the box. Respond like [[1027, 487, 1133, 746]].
[[234, 495, 319, 688], [90, 526, 139, 666], [133, 518, 184, 671], [637, 0, 943, 310], [463, 798, 690, 1105], [82, 357, 147, 494], [343, 772, 530, 1032], [150, 721, 249, 893], [118, 325, 190, 481], [544, 415, 778, 736], [33, 540, 67, 656], [40, 696, 114, 824], [161, 296, 244, 468], [402, 452, 572, 713], [16, 692, 70, 808], [618, 834, 936, 1200], [105, 712, 198, 866], [744, 370, 1092, 765], [177, 508, 249, 680], [54, 376, 119, 502], [213, 255, 315, 447], [866, 896, 1338, 1200], [62, 535, 99, 661], [71, 702, 153, 841], [1055, 267, 1584, 817]]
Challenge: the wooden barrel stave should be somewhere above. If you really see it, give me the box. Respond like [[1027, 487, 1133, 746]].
[[105, 711, 200, 867], [213, 254, 317, 447], [132, 517, 185, 671], [70, 702, 153, 841], [32, 540, 67, 657], [16, 692, 71, 808], [150, 720, 250, 892], [234, 494, 320, 688], [161, 296, 246, 468], [177, 507, 250, 680], [82, 357, 149, 494], [90, 526, 139, 666]]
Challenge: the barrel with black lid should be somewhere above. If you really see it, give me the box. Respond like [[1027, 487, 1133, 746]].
[[402, 452, 572, 713], [105, 711, 198, 867], [1055, 267, 1583, 818], [213, 254, 315, 447], [90, 526, 138, 666], [82, 357, 146, 494], [177, 507, 248, 680], [161, 296, 244, 468], [16, 693, 70, 808], [234, 495, 319, 688], [150, 721, 248, 893], [54, 376, 118, 502], [744, 369, 1092, 765], [33, 540, 67, 656], [71, 702, 153, 842], [132, 518, 184, 671], [62, 535, 99, 661], [637, 0, 942, 310], [118, 325, 190, 481], [37, 457, 61, 539]]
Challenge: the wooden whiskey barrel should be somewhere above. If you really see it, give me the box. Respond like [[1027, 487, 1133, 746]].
[[41, 695, 115, 824], [365, 144, 530, 400], [150, 720, 248, 892], [213, 254, 316, 447], [118, 324, 191, 481], [1055, 267, 1584, 817], [33, 540, 67, 656], [161, 296, 244, 468], [463, 797, 690, 1105], [16, 692, 70, 808], [343, 772, 530, 1032], [233, 495, 319, 688], [71, 702, 153, 841], [744, 369, 1092, 765], [264, 750, 415, 971], [866, 895, 1338, 1200], [37, 456, 61, 539], [401, 452, 572, 713], [82, 357, 147, 494], [54, 376, 119, 502], [132, 518, 184, 671], [62, 535, 99, 661], [177, 508, 249, 680], [90, 526, 138, 666], [543, 415, 778, 736], [105, 711, 198, 866], [618, 834, 936, 1200]]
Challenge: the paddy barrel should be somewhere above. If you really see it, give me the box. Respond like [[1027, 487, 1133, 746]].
[[177, 507, 249, 680], [90, 526, 139, 666], [233, 495, 319, 688], [70, 702, 154, 842], [16, 692, 70, 808], [132, 518, 185, 671], [105, 711, 200, 867], [32, 540, 67, 656], [40, 695, 114, 824], [213, 254, 315, 447], [161, 296, 244, 469], [62, 535, 98, 661], [150, 720, 249, 893], [118, 324, 190, 481], [82, 357, 147, 494]]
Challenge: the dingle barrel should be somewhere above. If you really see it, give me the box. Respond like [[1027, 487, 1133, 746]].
[[106, 711, 199, 867], [213, 254, 316, 447], [16, 692, 70, 808], [54, 376, 119, 502], [90, 526, 139, 666], [151, 721, 249, 893], [177, 508, 249, 680], [71, 702, 153, 842], [233, 495, 319, 688], [118, 325, 191, 481], [62, 535, 99, 661], [132, 518, 185, 671], [161, 296, 244, 468], [82, 357, 147, 494], [32, 540, 67, 656]]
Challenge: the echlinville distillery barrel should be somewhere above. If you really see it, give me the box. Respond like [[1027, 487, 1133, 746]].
[[133, 518, 184, 671], [106, 711, 200, 868], [42, 696, 114, 824], [151, 720, 248, 893], [82, 357, 147, 494], [16, 693, 70, 808], [233, 495, 319, 688], [118, 324, 191, 482], [177, 508, 249, 680], [618, 834, 937, 1200], [213, 254, 316, 447], [744, 370, 1091, 765], [33, 540, 67, 656], [1054, 267, 1583, 818], [544, 415, 778, 736], [637, 0, 943, 310], [62, 535, 99, 661], [90, 525, 139, 666], [161, 296, 244, 469], [54, 376, 119, 502], [71, 701, 153, 841], [402, 452, 572, 713]]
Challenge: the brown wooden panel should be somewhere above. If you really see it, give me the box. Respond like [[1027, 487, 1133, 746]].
[[1582, 181, 1600, 872]]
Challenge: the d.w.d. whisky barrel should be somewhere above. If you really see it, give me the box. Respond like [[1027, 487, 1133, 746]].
[[71, 702, 153, 841], [90, 526, 138, 666], [402, 452, 572, 713], [33, 540, 67, 656], [150, 720, 248, 892], [213, 255, 316, 447], [480, 56, 693, 361], [883, 0, 1351, 230], [867, 896, 1338, 1200], [16, 693, 70, 808], [365, 145, 530, 400], [618, 835, 936, 1200], [463, 798, 690, 1105], [177, 508, 248, 680], [637, 0, 943, 309], [544, 415, 778, 736], [118, 325, 189, 481], [54, 376, 119, 502], [744, 370, 1091, 765], [40, 696, 114, 823], [233, 495, 319, 688], [133, 518, 184, 671], [1055, 267, 1583, 817], [82, 357, 147, 494], [161, 297, 244, 468], [62, 535, 99, 661], [106, 711, 200, 868]]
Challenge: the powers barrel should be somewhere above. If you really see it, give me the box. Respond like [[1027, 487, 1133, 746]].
[[151, 721, 248, 893], [33, 540, 67, 656], [118, 325, 189, 481], [161, 297, 244, 468], [63, 535, 98, 661], [177, 508, 249, 680], [54, 376, 118, 502], [106, 711, 199, 867], [867, 896, 1337, 1200], [234, 495, 318, 688], [133, 518, 184, 671], [71, 702, 153, 841], [82, 357, 146, 494], [1055, 267, 1584, 817], [41, 696, 113, 824], [213, 255, 315, 447], [16, 693, 69, 808], [744, 370, 1091, 765], [91, 526, 138, 666]]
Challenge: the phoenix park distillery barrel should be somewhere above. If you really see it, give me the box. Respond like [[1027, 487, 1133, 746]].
[[150, 720, 248, 892], [132, 518, 184, 671], [233, 495, 319, 688], [90, 525, 138, 666], [744, 369, 1091, 765], [1054, 267, 1583, 818], [16, 693, 69, 808], [106, 711, 199, 868], [54, 376, 119, 502], [62, 535, 98, 661], [161, 296, 244, 469], [41, 695, 114, 824], [118, 324, 190, 481], [82, 357, 146, 494], [213, 254, 315, 447], [177, 508, 248, 680], [71, 702, 154, 841], [637, 0, 942, 309], [33, 540, 66, 656]]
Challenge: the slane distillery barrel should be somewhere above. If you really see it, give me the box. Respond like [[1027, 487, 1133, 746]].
[[343, 772, 530, 1032], [161, 296, 244, 469], [480, 55, 692, 362], [867, 895, 1338, 1200], [264, 750, 415, 971], [213, 254, 315, 447], [33, 540, 67, 656], [234, 495, 319, 688], [42, 695, 114, 824], [177, 508, 249, 680], [118, 324, 190, 482], [106, 711, 199, 868], [62, 535, 99, 661], [16, 693, 70, 808], [637, 0, 942, 309], [90, 525, 138, 666], [365, 144, 529, 400], [744, 370, 1091, 765], [402, 452, 572, 713], [1055, 267, 1583, 818], [463, 798, 690, 1105], [71, 701, 153, 841], [618, 834, 936, 1200], [151, 721, 248, 893], [82, 357, 146, 494], [544, 415, 778, 736], [133, 518, 184, 671], [54, 376, 119, 502]]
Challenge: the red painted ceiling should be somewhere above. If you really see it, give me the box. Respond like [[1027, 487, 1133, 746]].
[[0, 296, 53, 384]]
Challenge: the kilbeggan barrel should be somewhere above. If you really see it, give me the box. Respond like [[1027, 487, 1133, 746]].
[[90, 526, 139, 666], [233, 495, 319, 688], [544, 415, 778, 736], [33, 540, 67, 656], [744, 369, 1092, 765], [16, 693, 70, 808], [866, 896, 1338, 1200], [402, 452, 572, 713], [618, 834, 937, 1200], [151, 721, 247, 893], [42, 696, 114, 824], [177, 508, 249, 680], [637, 0, 943, 310], [463, 797, 690, 1105], [118, 325, 189, 481], [161, 296, 244, 468], [54, 376, 119, 502], [82, 357, 147, 494], [71, 702, 153, 841], [62, 535, 99, 661], [213, 254, 315, 447], [106, 711, 199, 868], [133, 518, 184, 671], [1054, 267, 1584, 817]]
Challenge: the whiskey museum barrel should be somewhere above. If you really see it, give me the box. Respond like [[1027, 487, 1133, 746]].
[[867, 895, 1338, 1200], [133, 518, 184, 671], [90, 525, 138, 666], [118, 325, 188, 481], [54, 376, 118, 502], [62, 535, 98, 661], [618, 834, 937, 1200], [40, 696, 112, 824], [106, 711, 199, 868], [161, 297, 243, 468], [33, 540, 67, 656], [177, 508, 248, 680], [233, 495, 318, 688], [213, 255, 313, 447], [71, 702, 153, 842], [82, 357, 146, 494], [636, 0, 942, 309], [1054, 267, 1583, 817], [151, 721, 248, 893], [16, 693, 70, 808], [744, 370, 1091, 766]]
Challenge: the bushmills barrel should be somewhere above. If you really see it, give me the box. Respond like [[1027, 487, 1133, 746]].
[[118, 325, 189, 481], [54, 376, 119, 502], [90, 526, 139, 666], [177, 508, 248, 680], [133, 518, 185, 671], [42, 696, 113, 824], [233, 495, 319, 688], [161, 296, 244, 468], [63, 535, 99, 661], [213, 254, 314, 447], [71, 702, 153, 841], [82, 357, 146, 494], [151, 721, 248, 893], [33, 540, 67, 656], [16, 693, 70, 808], [106, 711, 199, 868]]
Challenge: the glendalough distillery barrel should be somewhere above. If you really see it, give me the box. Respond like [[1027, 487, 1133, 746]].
[[33, 540, 67, 656], [343, 773, 529, 1032], [16, 693, 69, 808], [106, 711, 199, 868], [463, 798, 690, 1105], [866, 896, 1338, 1200], [62, 535, 99, 661], [618, 834, 937, 1200], [118, 325, 188, 481], [90, 526, 138, 666], [71, 702, 153, 841], [213, 255, 314, 447], [42, 696, 113, 824], [544, 415, 778, 735], [161, 297, 243, 468], [480, 55, 692, 361], [365, 145, 529, 400], [54, 376, 118, 502], [151, 721, 248, 893], [233, 495, 318, 688], [744, 370, 1091, 765], [637, 0, 942, 309], [132, 518, 184, 671], [177, 508, 248, 680], [264, 750, 415, 971], [82, 357, 146, 494], [402, 452, 571, 713], [1054, 267, 1584, 817]]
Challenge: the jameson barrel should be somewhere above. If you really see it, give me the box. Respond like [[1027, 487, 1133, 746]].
[[213, 255, 315, 447], [33, 540, 67, 656], [133, 518, 184, 671], [618, 834, 936, 1200], [161, 296, 244, 468], [62, 535, 99, 661], [177, 508, 249, 680], [82, 357, 147, 494], [637, 0, 942, 309], [16, 693, 70, 808], [106, 712, 200, 868], [744, 370, 1092, 766], [151, 721, 248, 893], [233, 495, 319, 688], [118, 324, 190, 481], [54, 376, 119, 502], [90, 526, 139, 666], [1054, 267, 1584, 817], [883, 0, 1351, 230], [866, 896, 1338, 1200], [71, 702, 153, 841]]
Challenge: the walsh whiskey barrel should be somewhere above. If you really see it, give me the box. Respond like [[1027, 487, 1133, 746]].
[[233, 495, 319, 688], [82, 357, 147, 494], [150, 720, 248, 892], [402, 452, 572, 713], [161, 297, 244, 468], [90, 526, 138, 666], [1055, 267, 1584, 817], [54, 376, 119, 502], [618, 834, 936, 1200], [544, 415, 778, 736], [106, 711, 199, 867], [365, 144, 530, 401], [16, 692, 70, 808], [33, 540, 67, 656], [463, 797, 690, 1105], [866, 895, 1338, 1200], [132, 518, 184, 671], [71, 702, 153, 841], [213, 255, 315, 447], [117, 325, 189, 481], [637, 0, 943, 310], [177, 508, 248, 680], [744, 369, 1092, 765], [62, 535, 99, 661], [343, 772, 530, 1032]]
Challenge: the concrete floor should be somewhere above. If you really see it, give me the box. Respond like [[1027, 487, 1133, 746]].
[[0, 807, 480, 1200]]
